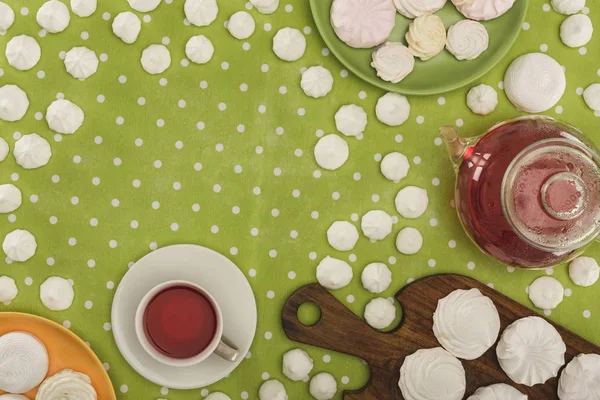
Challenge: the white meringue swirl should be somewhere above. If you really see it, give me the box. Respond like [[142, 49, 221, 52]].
[[467, 84, 498, 115], [393, 0, 447, 18], [14, 133, 52, 170], [64, 46, 99, 80], [467, 383, 526, 400], [406, 14, 446, 61], [36, 369, 97, 400], [0, 184, 22, 214], [0, 2, 15, 34], [433, 288, 500, 360], [301, 66, 334, 98], [446, 20, 489, 61], [558, 353, 600, 400], [399, 347, 466, 400], [0, 84, 29, 122], [5, 35, 41, 71], [2, 229, 37, 262], [250, 0, 279, 14], [46, 99, 84, 135], [453, 0, 516, 21], [504, 53, 566, 113], [0, 332, 49, 394], [497, 316, 566, 386], [551, 0, 586, 15], [371, 42, 415, 83]]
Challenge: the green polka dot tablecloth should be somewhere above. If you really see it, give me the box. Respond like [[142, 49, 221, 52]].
[[1, 0, 600, 398]]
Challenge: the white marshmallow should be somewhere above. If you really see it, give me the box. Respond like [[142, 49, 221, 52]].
[[361, 263, 392, 293], [552, 0, 586, 15], [5, 35, 41, 71], [361, 210, 393, 241], [301, 66, 334, 98], [504, 53, 566, 113], [36, 0, 70, 33], [185, 0, 218, 26], [282, 349, 313, 381], [14, 133, 52, 169], [36, 369, 97, 399], [371, 42, 415, 83], [0, 138, 8, 162], [394, 0, 447, 18], [396, 227, 423, 255], [467, 383, 526, 400], [112, 11, 141, 44], [433, 288, 500, 360], [314, 134, 349, 171], [3, 391, 29, 400], [446, 20, 488, 61], [273, 27, 306, 62], [309, 373, 337, 400], [395, 186, 428, 218], [0, 84, 29, 122], [327, 221, 359, 251], [453, 0, 515, 21], [365, 298, 396, 329], [0, 276, 18, 302], [399, 347, 466, 400], [497, 316, 566, 386], [569, 257, 600, 287], [2, 229, 37, 262], [227, 11, 255, 40], [331, 0, 396, 48], [258, 379, 287, 400], [406, 14, 447, 61], [560, 14, 593, 48], [0, 2, 15, 33], [205, 393, 231, 400], [467, 84, 498, 115], [528, 276, 564, 310], [46, 99, 84, 134], [558, 353, 600, 400], [70, 0, 96, 17], [335, 104, 367, 137], [141, 44, 171, 74], [64, 46, 99, 80], [583, 84, 600, 111], [0, 184, 22, 213], [0, 332, 49, 393], [127, 0, 161, 12], [40, 276, 74, 311], [381, 152, 410, 183], [186, 35, 214, 64], [316, 256, 353, 290], [375, 93, 410, 126], [250, 0, 279, 14]]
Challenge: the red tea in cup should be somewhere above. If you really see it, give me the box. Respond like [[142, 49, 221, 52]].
[[143, 285, 217, 359]]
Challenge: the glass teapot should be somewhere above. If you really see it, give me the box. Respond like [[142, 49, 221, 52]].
[[441, 116, 600, 269]]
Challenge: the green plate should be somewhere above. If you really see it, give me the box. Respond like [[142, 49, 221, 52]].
[[310, 0, 529, 95]]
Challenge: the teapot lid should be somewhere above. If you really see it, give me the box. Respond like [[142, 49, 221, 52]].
[[502, 138, 600, 253]]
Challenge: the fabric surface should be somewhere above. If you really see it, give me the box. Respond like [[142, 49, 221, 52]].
[[1, 0, 599, 398]]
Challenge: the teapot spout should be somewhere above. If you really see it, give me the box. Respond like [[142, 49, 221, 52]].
[[440, 125, 469, 168]]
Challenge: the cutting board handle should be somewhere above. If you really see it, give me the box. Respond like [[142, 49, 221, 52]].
[[282, 284, 396, 363]]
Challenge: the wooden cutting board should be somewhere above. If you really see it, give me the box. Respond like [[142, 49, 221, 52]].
[[282, 274, 600, 399]]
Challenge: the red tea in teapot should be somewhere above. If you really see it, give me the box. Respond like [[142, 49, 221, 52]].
[[448, 117, 600, 268]]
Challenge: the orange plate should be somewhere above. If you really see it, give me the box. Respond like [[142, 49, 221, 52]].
[[0, 312, 116, 399]]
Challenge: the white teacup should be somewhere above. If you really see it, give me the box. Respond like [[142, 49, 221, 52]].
[[135, 280, 239, 367]]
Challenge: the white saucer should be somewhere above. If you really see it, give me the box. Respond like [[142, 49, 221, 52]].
[[111, 244, 257, 389]]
